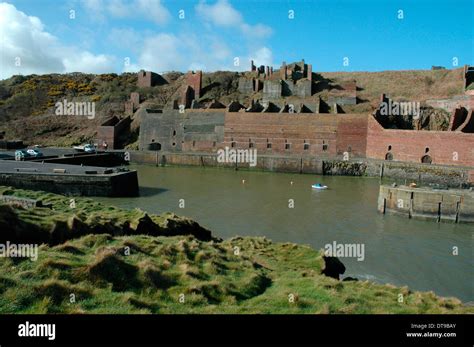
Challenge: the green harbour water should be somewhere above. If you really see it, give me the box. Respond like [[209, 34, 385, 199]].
[[95, 165, 473, 302]]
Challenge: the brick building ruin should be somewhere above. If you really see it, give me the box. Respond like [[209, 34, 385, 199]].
[[132, 60, 474, 168], [238, 59, 315, 99], [137, 70, 167, 88], [180, 71, 202, 108]]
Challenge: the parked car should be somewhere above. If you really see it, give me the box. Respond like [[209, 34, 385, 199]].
[[83, 144, 96, 153], [14, 150, 30, 160], [73, 144, 96, 153], [26, 149, 43, 157]]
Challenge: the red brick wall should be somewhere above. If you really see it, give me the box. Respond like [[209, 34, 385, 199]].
[[186, 71, 202, 98], [137, 71, 152, 88], [336, 115, 368, 157], [367, 116, 474, 166], [223, 113, 368, 156], [97, 127, 115, 149]]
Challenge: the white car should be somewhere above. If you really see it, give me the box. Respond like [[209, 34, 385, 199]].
[[73, 144, 96, 153], [83, 144, 96, 153], [26, 149, 43, 157]]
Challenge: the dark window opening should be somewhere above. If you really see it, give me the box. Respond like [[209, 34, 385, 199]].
[[304, 143, 310, 150], [249, 142, 255, 148], [172, 130, 176, 136], [267, 143, 272, 149], [388, 145, 392, 151], [192, 141, 196, 147], [285, 143, 291, 150], [385, 152, 393, 160], [213, 141, 216, 147], [148, 142, 161, 151], [425, 147, 430, 153], [231, 141, 236, 148]]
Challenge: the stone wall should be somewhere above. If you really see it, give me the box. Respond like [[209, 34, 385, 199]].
[[366, 116, 474, 166], [139, 109, 225, 152], [378, 185, 474, 223], [262, 80, 282, 99], [129, 150, 474, 187], [0, 170, 138, 197], [238, 77, 254, 93]]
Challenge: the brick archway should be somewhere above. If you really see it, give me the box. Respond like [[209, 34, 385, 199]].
[[385, 152, 393, 160], [421, 154, 432, 164]]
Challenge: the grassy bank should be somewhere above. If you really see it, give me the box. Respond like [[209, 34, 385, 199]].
[[0, 186, 471, 314]]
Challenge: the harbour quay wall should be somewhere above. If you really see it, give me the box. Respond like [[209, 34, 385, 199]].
[[129, 151, 474, 187], [31, 152, 127, 167], [365, 160, 474, 188], [0, 171, 138, 197], [0, 161, 138, 197], [130, 151, 325, 174], [377, 185, 474, 223]]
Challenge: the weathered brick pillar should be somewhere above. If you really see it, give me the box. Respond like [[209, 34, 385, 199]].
[[281, 62, 287, 80]]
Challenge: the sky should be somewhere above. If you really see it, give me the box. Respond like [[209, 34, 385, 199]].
[[0, 0, 473, 79]]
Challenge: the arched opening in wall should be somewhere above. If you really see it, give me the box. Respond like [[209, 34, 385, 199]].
[[172, 142, 176, 147], [425, 147, 430, 153], [388, 145, 392, 151], [148, 142, 161, 151], [172, 130, 176, 136], [385, 152, 393, 160], [231, 141, 236, 148], [421, 155, 432, 164]]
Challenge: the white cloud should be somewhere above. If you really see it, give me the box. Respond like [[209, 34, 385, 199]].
[[63, 51, 116, 73], [196, 0, 242, 27], [138, 34, 185, 72], [0, 2, 116, 79], [250, 47, 274, 67], [133, 31, 256, 73], [83, 0, 171, 25], [241, 23, 273, 39], [196, 0, 272, 39]]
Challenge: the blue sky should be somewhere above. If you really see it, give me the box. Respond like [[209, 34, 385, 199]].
[[0, 0, 472, 78]]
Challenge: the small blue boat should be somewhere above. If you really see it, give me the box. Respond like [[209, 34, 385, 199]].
[[311, 183, 328, 190]]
